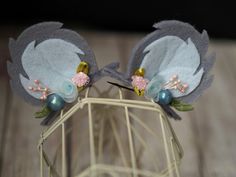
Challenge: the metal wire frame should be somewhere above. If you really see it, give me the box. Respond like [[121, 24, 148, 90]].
[[37, 87, 184, 177]]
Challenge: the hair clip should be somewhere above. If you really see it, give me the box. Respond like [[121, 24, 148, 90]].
[[7, 22, 121, 125], [107, 20, 215, 120]]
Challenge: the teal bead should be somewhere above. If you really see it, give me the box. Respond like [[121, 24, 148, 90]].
[[158, 89, 173, 105], [46, 93, 65, 111]]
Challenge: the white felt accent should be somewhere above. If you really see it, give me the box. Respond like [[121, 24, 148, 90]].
[[160, 38, 200, 72], [140, 36, 203, 98], [140, 36, 200, 80], [20, 39, 83, 99]]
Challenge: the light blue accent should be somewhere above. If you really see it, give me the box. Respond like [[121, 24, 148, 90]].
[[20, 39, 83, 99], [160, 38, 200, 72], [141, 36, 184, 80], [141, 36, 200, 80], [145, 75, 164, 101], [140, 36, 203, 98], [58, 80, 78, 103]]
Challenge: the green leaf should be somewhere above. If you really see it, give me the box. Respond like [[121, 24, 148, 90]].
[[170, 99, 194, 112], [34, 105, 51, 118], [174, 104, 194, 111], [170, 99, 181, 106]]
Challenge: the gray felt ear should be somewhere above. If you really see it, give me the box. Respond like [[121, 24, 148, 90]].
[[126, 20, 215, 103], [7, 22, 98, 105]]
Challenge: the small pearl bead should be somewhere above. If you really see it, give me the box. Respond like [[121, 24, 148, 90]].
[[173, 75, 177, 79], [34, 80, 39, 84], [183, 84, 188, 88]]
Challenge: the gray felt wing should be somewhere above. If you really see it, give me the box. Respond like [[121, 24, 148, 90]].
[[126, 20, 215, 103], [7, 22, 98, 105]]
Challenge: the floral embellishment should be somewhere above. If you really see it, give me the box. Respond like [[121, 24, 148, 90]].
[[59, 80, 78, 103], [131, 75, 149, 91], [72, 72, 90, 88], [28, 80, 50, 100], [131, 68, 149, 96], [162, 74, 188, 93]]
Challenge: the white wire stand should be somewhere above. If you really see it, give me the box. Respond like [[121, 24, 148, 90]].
[[37, 87, 184, 177]]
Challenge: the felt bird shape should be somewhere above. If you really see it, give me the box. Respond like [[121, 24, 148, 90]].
[[7, 22, 120, 125], [109, 20, 215, 120]]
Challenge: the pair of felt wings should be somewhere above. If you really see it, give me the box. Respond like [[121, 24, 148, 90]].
[[7, 20, 215, 121]]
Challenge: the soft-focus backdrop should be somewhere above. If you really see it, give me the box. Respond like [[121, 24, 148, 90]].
[[0, 2, 236, 177]]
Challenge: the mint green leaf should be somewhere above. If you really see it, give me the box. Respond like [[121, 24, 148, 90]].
[[170, 99, 181, 106], [34, 105, 51, 118], [170, 99, 194, 112], [174, 104, 194, 111]]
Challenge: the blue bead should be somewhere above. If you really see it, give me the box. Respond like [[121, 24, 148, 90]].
[[46, 93, 65, 111], [158, 90, 173, 105]]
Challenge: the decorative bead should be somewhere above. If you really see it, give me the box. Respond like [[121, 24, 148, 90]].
[[134, 68, 145, 77], [46, 93, 65, 111], [77, 61, 89, 74], [158, 89, 173, 105]]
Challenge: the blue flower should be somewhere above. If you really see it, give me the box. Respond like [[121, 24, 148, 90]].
[[59, 80, 78, 103]]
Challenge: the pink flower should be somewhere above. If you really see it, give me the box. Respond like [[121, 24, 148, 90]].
[[72, 72, 90, 87], [131, 75, 149, 90]]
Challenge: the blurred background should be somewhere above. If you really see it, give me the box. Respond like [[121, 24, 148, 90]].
[[0, 1, 236, 177], [0, 1, 235, 37]]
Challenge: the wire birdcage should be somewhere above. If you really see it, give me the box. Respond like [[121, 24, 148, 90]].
[[38, 86, 183, 177]]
